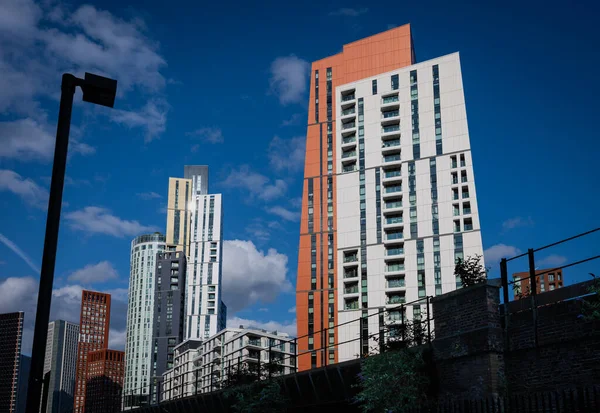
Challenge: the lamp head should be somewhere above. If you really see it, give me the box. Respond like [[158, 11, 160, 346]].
[[82, 72, 117, 108]]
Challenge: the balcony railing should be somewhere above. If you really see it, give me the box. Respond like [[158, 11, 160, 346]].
[[344, 255, 358, 263], [384, 154, 401, 163], [344, 286, 359, 294], [386, 264, 405, 272], [465, 224, 473, 231], [385, 201, 402, 209], [342, 122, 356, 130], [384, 169, 401, 178], [382, 110, 399, 118], [386, 248, 404, 256], [342, 165, 356, 173], [342, 151, 356, 159], [382, 125, 400, 133], [342, 108, 356, 116], [387, 295, 406, 304], [464, 208, 472, 215], [451, 161, 458, 168], [462, 192, 470, 199], [382, 95, 399, 104], [386, 216, 403, 225], [344, 270, 358, 278], [386, 232, 403, 240], [345, 301, 359, 310], [387, 279, 405, 288], [342, 94, 355, 102], [248, 339, 262, 347], [382, 139, 400, 148], [342, 136, 356, 144], [385, 185, 402, 194]]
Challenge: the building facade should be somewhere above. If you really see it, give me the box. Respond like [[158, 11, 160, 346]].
[[43, 320, 80, 413], [513, 268, 564, 298], [161, 339, 202, 401], [0, 312, 24, 413], [73, 291, 111, 413], [123, 233, 166, 409], [198, 327, 297, 394], [151, 250, 187, 401], [85, 349, 125, 413], [296, 24, 484, 369]]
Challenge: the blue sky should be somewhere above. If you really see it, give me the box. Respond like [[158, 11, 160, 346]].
[[1, 0, 598, 353]]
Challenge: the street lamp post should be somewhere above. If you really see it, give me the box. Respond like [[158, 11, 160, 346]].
[[25, 73, 117, 413]]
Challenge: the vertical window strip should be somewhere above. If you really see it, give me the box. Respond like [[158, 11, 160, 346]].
[[433, 65, 442, 155], [314, 70, 319, 123], [410, 70, 420, 159]]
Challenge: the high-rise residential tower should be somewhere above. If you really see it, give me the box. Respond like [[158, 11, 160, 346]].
[[296, 24, 484, 370], [165, 166, 226, 341], [43, 320, 80, 413], [73, 292, 111, 413], [123, 233, 166, 409], [0, 311, 24, 413], [151, 250, 187, 401]]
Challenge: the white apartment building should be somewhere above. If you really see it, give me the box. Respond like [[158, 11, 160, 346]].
[[186, 189, 226, 340], [161, 339, 202, 401], [123, 233, 166, 409], [335, 52, 484, 361], [161, 327, 297, 400]]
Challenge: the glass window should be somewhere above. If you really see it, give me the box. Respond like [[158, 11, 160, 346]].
[[391, 74, 399, 90], [372, 79, 377, 95]]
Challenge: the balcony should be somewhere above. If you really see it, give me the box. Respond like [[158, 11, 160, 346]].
[[381, 94, 400, 109], [383, 153, 402, 166], [344, 284, 359, 294], [382, 167, 402, 182], [341, 135, 357, 148], [384, 231, 403, 245], [341, 93, 356, 108], [381, 110, 400, 125], [344, 269, 358, 279], [341, 107, 356, 121], [341, 122, 357, 136], [383, 200, 403, 214], [341, 150, 357, 159], [385, 247, 404, 257], [247, 338, 262, 348], [381, 124, 401, 135], [342, 121, 356, 131], [342, 164, 356, 173], [387, 278, 406, 289], [463, 208, 472, 215], [344, 300, 359, 310], [387, 294, 406, 305], [343, 254, 358, 264]]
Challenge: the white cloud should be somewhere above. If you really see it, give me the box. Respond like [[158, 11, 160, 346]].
[[64, 206, 159, 237], [288, 306, 296, 313], [0, 276, 129, 354], [0, 233, 40, 273], [502, 216, 534, 231], [484, 244, 521, 265], [281, 113, 303, 127], [329, 7, 369, 16], [222, 240, 292, 313], [0, 170, 48, 209], [67, 261, 119, 284], [186, 127, 224, 144], [110, 99, 169, 142], [258, 308, 269, 312], [268, 55, 309, 105], [227, 316, 296, 337], [108, 328, 127, 350], [221, 166, 287, 201], [0, 1, 169, 150], [267, 206, 300, 222], [245, 221, 272, 242], [136, 191, 162, 200], [268, 136, 306, 172], [537, 254, 568, 268]]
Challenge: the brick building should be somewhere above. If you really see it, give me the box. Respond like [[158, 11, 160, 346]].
[[512, 268, 564, 299], [73, 291, 111, 412], [0, 312, 24, 413], [85, 349, 125, 413]]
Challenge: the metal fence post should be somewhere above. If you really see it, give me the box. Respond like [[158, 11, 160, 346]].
[[323, 328, 328, 366], [210, 361, 214, 392], [500, 258, 511, 354], [528, 248, 539, 348], [293, 338, 298, 373], [426, 296, 432, 344], [378, 307, 385, 353]]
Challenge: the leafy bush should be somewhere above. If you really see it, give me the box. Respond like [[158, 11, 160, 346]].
[[454, 254, 487, 288], [354, 348, 429, 413]]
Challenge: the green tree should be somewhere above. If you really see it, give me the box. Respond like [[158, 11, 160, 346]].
[[454, 254, 487, 287], [354, 348, 429, 413], [224, 380, 287, 413], [581, 273, 600, 321]]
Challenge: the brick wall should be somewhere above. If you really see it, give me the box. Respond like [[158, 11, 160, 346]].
[[431, 279, 600, 399]]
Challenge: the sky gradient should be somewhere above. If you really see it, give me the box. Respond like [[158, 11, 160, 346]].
[[0, 0, 598, 354]]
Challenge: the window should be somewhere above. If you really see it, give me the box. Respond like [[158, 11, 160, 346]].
[[462, 186, 470, 199], [453, 204, 460, 216], [451, 155, 457, 169], [372, 79, 377, 94], [464, 218, 473, 231], [460, 154, 466, 167], [454, 220, 461, 232], [391, 74, 399, 90]]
